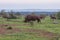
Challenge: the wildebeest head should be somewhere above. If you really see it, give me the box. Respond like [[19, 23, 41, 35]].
[[39, 14, 46, 19]]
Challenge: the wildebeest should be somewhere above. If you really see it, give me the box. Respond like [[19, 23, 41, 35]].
[[24, 14, 41, 26], [24, 14, 41, 23], [50, 14, 56, 19], [50, 14, 58, 24]]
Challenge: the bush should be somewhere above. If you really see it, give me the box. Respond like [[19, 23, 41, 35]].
[[57, 12, 60, 19], [7, 26, 12, 30]]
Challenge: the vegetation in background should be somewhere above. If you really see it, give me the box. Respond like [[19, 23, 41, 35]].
[[57, 12, 60, 19]]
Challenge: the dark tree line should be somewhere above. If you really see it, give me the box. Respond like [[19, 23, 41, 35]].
[[0, 10, 21, 19]]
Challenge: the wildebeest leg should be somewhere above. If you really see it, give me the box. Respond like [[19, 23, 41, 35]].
[[37, 19, 41, 23], [30, 21, 34, 27], [24, 19, 27, 23]]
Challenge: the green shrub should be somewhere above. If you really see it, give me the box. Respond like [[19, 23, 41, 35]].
[[57, 12, 60, 19]]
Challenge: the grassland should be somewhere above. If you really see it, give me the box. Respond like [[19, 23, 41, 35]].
[[0, 16, 60, 40]]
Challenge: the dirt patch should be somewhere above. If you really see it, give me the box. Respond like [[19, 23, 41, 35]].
[[0, 24, 30, 27], [0, 27, 59, 38], [21, 28, 59, 38], [0, 27, 21, 34], [0, 24, 60, 39]]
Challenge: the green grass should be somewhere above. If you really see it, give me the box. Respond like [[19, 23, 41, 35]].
[[0, 32, 49, 40], [0, 16, 60, 40]]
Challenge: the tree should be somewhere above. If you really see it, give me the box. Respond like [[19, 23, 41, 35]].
[[15, 12, 21, 16], [0, 10, 8, 18], [15, 12, 22, 18], [9, 10, 17, 19], [0, 10, 5, 15]]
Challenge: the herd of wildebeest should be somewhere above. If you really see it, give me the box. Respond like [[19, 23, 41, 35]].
[[0, 11, 58, 25]]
